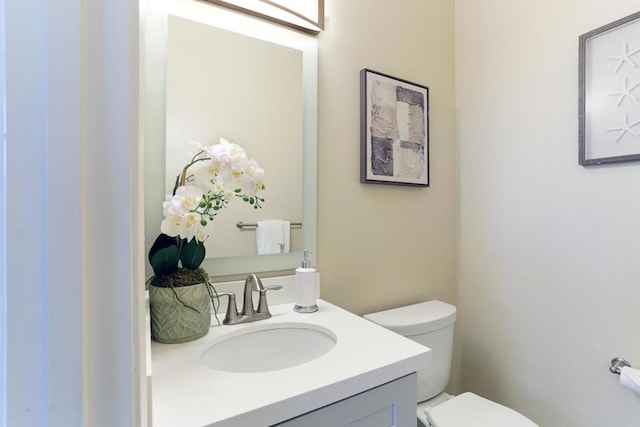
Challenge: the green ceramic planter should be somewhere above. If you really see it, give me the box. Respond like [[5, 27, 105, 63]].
[[149, 282, 211, 344]]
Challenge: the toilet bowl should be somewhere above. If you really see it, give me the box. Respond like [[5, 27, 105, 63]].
[[364, 301, 538, 427]]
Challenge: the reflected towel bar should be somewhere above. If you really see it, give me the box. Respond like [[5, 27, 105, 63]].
[[236, 221, 302, 230]]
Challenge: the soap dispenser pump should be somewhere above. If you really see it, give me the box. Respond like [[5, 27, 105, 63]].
[[294, 250, 318, 313]]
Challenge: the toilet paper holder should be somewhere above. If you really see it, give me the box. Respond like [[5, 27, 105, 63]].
[[610, 357, 631, 375]]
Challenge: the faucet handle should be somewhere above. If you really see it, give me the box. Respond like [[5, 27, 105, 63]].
[[215, 291, 239, 325], [256, 285, 282, 316]]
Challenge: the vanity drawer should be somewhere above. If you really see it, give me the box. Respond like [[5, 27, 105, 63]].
[[274, 373, 417, 427]]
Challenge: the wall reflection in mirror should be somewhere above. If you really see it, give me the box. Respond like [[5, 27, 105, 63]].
[[166, 14, 303, 259], [144, 0, 317, 277]]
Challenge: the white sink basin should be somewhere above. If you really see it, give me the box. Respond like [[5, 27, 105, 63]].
[[200, 322, 337, 373]]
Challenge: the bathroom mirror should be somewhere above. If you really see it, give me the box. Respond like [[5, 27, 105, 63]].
[[144, 0, 317, 277], [166, 14, 304, 259]]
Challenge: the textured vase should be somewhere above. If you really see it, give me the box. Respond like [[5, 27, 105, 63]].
[[149, 281, 211, 344]]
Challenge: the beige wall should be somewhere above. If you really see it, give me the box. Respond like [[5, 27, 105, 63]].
[[319, 0, 640, 424], [456, 1, 640, 426], [317, 0, 457, 316]]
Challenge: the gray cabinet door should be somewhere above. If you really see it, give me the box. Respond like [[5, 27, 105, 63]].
[[275, 373, 417, 427]]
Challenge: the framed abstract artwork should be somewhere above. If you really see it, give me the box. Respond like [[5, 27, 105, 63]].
[[360, 69, 429, 186], [579, 11, 640, 165]]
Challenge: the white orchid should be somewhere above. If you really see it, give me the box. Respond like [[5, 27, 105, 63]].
[[160, 186, 212, 242], [204, 138, 245, 164], [150, 138, 265, 278], [160, 138, 266, 244], [163, 185, 204, 216], [240, 159, 265, 196]]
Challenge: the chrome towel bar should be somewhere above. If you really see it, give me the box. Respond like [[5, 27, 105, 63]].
[[236, 221, 302, 230]]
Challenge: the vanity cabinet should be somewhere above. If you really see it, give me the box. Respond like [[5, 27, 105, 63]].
[[274, 373, 417, 427], [151, 299, 429, 427]]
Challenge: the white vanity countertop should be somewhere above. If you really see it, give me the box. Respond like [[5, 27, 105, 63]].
[[151, 299, 430, 427]]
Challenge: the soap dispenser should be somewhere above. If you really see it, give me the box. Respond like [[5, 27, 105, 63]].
[[294, 250, 318, 313]]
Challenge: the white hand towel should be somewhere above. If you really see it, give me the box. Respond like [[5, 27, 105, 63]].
[[256, 220, 290, 254], [282, 221, 290, 253]]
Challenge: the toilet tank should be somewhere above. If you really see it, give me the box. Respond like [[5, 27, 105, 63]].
[[364, 300, 456, 402]]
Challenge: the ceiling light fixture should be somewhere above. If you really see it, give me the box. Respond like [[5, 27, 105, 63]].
[[201, 0, 324, 34]]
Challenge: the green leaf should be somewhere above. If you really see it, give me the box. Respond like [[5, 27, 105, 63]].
[[148, 233, 179, 265], [150, 245, 180, 277], [180, 238, 206, 270]]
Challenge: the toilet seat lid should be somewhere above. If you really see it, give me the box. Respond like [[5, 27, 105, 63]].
[[426, 392, 538, 427]]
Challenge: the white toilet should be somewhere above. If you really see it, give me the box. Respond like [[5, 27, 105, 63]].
[[364, 300, 538, 427]]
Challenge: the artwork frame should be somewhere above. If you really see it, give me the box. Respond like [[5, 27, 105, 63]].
[[579, 11, 640, 166], [360, 69, 429, 186]]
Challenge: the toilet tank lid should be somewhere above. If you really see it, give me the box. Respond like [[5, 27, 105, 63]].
[[363, 300, 456, 336]]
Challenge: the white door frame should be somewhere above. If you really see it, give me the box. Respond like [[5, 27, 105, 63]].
[[2, 1, 146, 426]]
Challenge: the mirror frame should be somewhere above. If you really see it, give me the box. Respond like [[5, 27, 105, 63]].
[[144, 0, 317, 278]]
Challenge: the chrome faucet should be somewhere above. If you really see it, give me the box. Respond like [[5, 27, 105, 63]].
[[241, 273, 262, 317], [219, 273, 282, 325]]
